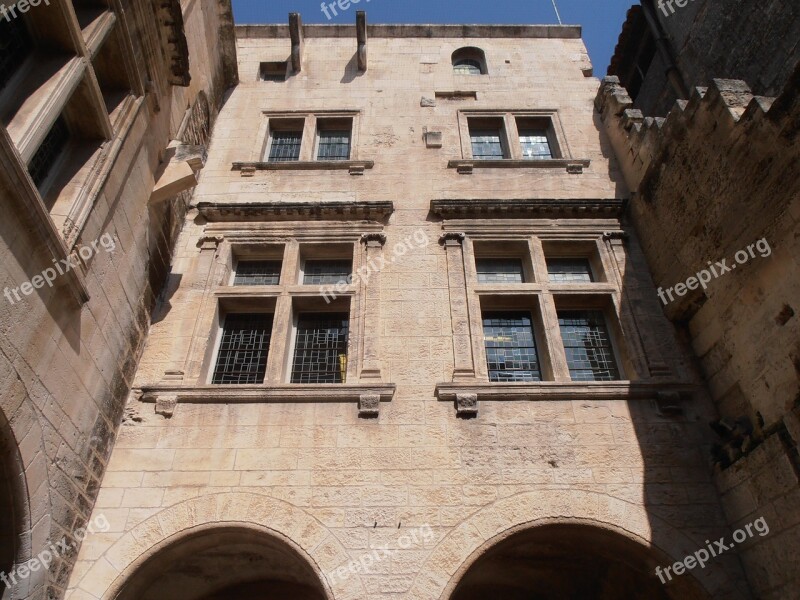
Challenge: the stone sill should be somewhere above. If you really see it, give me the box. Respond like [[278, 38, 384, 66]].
[[448, 158, 590, 174], [232, 160, 374, 176], [139, 384, 396, 417], [436, 381, 697, 416]]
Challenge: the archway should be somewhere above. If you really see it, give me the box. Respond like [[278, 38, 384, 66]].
[[450, 522, 709, 600], [114, 526, 328, 600]]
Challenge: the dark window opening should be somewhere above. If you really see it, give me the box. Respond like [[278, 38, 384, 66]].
[[268, 130, 302, 162], [212, 313, 273, 385], [317, 130, 351, 161], [291, 313, 349, 384], [0, 16, 33, 89], [28, 116, 70, 192], [234, 261, 282, 286]]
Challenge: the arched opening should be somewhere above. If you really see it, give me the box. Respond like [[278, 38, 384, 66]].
[[450, 523, 711, 600], [0, 408, 26, 597], [114, 526, 329, 600], [452, 47, 487, 75]]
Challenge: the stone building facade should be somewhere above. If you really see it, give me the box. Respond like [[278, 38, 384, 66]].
[[63, 16, 758, 600], [0, 0, 236, 598]]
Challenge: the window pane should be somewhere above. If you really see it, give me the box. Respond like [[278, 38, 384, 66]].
[[317, 130, 351, 160], [303, 260, 352, 285], [454, 59, 482, 75], [558, 310, 620, 382], [519, 129, 552, 160], [291, 314, 349, 383], [28, 117, 70, 190], [483, 312, 541, 382], [476, 258, 525, 284], [268, 130, 302, 162], [0, 17, 33, 89], [470, 129, 504, 160], [234, 261, 282, 286], [212, 314, 273, 384], [547, 258, 594, 283]]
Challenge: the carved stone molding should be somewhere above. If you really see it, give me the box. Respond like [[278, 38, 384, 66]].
[[439, 232, 466, 246], [199, 235, 224, 250], [360, 233, 387, 247]]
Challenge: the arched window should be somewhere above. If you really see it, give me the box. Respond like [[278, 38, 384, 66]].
[[452, 47, 487, 75]]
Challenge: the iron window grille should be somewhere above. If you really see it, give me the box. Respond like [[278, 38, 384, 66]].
[[470, 129, 505, 160], [0, 16, 33, 90], [547, 258, 594, 283], [519, 129, 553, 160], [291, 313, 349, 384], [28, 117, 70, 190], [317, 130, 351, 161], [483, 312, 542, 382], [234, 261, 282, 286], [303, 260, 352, 285], [476, 258, 525, 284], [453, 59, 482, 75], [268, 130, 303, 162], [558, 310, 620, 381], [212, 313, 273, 384]]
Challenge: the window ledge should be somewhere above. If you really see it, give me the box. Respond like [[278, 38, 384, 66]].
[[233, 160, 374, 175], [448, 158, 590, 174], [436, 381, 697, 416], [138, 383, 396, 417]]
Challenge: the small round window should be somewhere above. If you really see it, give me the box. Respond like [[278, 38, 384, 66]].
[[453, 59, 483, 75]]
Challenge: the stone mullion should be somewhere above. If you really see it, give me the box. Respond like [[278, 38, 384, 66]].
[[441, 233, 476, 381], [538, 292, 571, 382], [358, 233, 386, 382], [266, 240, 300, 383]]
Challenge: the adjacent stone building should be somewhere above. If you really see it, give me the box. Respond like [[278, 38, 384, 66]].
[[0, 0, 236, 598], [63, 15, 757, 600]]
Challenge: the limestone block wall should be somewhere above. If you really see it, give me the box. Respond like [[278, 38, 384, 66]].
[[67, 25, 753, 599], [0, 1, 236, 598], [595, 66, 800, 598]]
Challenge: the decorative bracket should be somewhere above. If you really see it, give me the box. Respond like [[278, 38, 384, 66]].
[[289, 12, 303, 73], [439, 232, 466, 246], [356, 11, 367, 71], [359, 394, 380, 418], [456, 393, 478, 417]]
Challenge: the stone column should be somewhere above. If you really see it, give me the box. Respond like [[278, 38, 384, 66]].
[[358, 233, 386, 382], [440, 232, 476, 381]]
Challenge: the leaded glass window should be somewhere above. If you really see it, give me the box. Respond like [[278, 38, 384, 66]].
[[547, 258, 594, 283], [317, 130, 351, 160], [454, 59, 482, 75], [476, 258, 525, 284], [234, 261, 282, 286], [268, 130, 302, 162], [520, 129, 552, 160], [483, 312, 541, 382], [558, 310, 620, 381], [303, 260, 352, 285], [28, 117, 69, 190], [470, 129, 505, 160]]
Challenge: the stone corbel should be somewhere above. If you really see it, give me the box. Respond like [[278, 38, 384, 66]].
[[439, 232, 466, 246], [356, 11, 367, 71], [199, 235, 224, 251], [149, 140, 205, 204], [359, 394, 380, 418], [360, 232, 387, 247], [290, 13, 303, 73], [456, 393, 478, 417], [154, 395, 178, 418]]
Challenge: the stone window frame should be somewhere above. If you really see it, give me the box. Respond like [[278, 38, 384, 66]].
[[142, 223, 394, 416], [255, 110, 362, 164], [439, 225, 644, 392], [0, 0, 144, 251], [450, 109, 590, 174]]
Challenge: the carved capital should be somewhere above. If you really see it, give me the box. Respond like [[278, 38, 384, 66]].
[[359, 394, 380, 418], [439, 232, 466, 247]]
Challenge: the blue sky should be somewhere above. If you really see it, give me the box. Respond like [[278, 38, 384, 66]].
[[231, 0, 635, 75]]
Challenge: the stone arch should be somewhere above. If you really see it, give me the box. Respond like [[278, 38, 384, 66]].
[[408, 489, 747, 600], [0, 401, 48, 600], [69, 492, 365, 599]]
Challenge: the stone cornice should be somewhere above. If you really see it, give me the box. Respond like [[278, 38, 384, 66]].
[[430, 198, 626, 219], [139, 384, 396, 404], [236, 24, 582, 40], [196, 201, 394, 222]]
